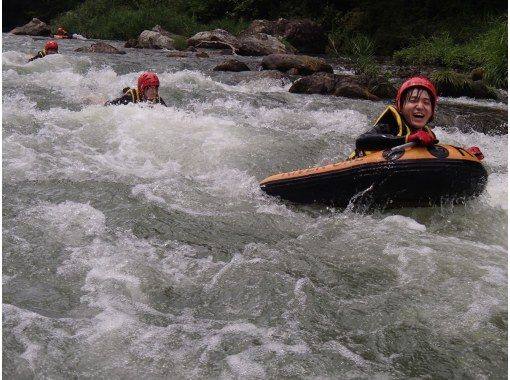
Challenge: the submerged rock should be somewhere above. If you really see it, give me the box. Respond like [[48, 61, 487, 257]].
[[261, 54, 333, 75], [75, 42, 126, 54], [213, 59, 251, 72], [167, 51, 190, 58], [435, 102, 508, 135], [289, 72, 379, 100]]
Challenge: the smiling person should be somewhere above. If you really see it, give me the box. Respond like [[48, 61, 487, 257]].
[[28, 40, 59, 62], [104, 72, 167, 106], [348, 76, 483, 160]]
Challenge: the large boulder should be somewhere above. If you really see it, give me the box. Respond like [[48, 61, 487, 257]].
[[213, 59, 250, 72], [134, 30, 175, 49], [261, 54, 333, 75], [289, 72, 380, 100], [10, 18, 51, 36], [75, 42, 126, 54], [237, 33, 295, 56], [186, 28, 296, 56], [187, 29, 240, 52], [240, 18, 327, 54], [151, 24, 174, 38]]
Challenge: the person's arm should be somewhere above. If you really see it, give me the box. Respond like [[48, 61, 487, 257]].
[[104, 93, 132, 106], [355, 122, 406, 151], [28, 51, 43, 62]]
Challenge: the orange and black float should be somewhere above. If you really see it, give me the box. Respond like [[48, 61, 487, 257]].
[[259, 144, 488, 209]]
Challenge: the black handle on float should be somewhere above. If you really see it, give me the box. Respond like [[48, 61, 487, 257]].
[[383, 141, 417, 161], [389, 141, 417, 152]]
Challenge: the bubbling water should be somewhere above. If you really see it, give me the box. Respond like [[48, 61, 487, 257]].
[[3, 33, 507, 379]]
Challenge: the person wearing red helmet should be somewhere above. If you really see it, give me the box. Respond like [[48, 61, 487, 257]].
[[28, 40, 59, 62], [349, 76, 483, 160], [53, 27, 70, 39], [105, 72, 167, 106]]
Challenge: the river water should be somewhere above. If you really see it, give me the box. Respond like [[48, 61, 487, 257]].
[[3, 34, 508, 379]]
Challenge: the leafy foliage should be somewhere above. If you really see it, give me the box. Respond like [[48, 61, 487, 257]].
[[392, 16, 507, 88], [431, 70, 472, 96], [171, 36, 188, 51], [470, 15, 508, 88], [393, 33, 477, 69], [52, 0, 202, 40], [431, 70, 499, 99]]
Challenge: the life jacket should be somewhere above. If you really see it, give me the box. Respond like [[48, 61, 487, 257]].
[[28, 50, 46, 62], [125, 87, 163, 105], [125, 88, 141, 103], [348, 105, 436, 159]]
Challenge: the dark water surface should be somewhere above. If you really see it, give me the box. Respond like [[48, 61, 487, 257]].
[[3, 33, 508, 379]]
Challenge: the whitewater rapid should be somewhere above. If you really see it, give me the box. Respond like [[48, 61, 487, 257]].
[[3, 33, 507, 379]]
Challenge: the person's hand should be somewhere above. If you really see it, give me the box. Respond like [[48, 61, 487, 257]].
[[406, 130, 437, 146], [466, 146, 484, 160]]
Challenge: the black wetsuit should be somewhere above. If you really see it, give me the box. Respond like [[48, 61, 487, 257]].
[[349, 105, 436, 159], [28, 50, 47, 62], [104, 88, 167, 106]]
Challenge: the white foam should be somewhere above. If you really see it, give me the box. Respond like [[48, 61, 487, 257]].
[[485, 173, 508, 209], [434, 130, 507, 170], [264, 342, 310, 355], [20, 201, 106, 246], [439, 96, 508, 110], [226, 352, 267, 378], [380, 215, 427, 232]]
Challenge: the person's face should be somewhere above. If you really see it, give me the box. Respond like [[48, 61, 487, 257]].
[[46, 49, 58, 55], [401, 88, 433, 129], [144, 85, 158, 100]]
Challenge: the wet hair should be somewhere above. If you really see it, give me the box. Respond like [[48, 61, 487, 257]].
[[402, 88, 435, 110]]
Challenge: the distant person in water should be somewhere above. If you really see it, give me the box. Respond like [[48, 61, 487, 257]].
[[28, 40, 59, 62], [52, 27, 71, 39], [348, 76, 483, 160], [104, 72, 167, 106]]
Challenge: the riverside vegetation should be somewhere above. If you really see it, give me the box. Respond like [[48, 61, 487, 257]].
[[6, 0, 508, 90]]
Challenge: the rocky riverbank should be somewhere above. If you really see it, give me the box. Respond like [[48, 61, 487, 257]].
[[11, 17, 507, 134]]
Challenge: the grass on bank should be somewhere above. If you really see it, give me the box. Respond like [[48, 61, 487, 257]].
[[52, 0, 249, 41], [392, 16, 507, 88]]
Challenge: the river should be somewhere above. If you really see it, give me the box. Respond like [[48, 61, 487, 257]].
[[3, 33, 508, 379]]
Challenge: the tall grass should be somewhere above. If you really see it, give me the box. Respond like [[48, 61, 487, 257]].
[[471, 15, 508, 88], [393, 33, 478, 69], [51, 0, 249, 40], [53, 4, 200, 40], [393, 16, 507, 88]]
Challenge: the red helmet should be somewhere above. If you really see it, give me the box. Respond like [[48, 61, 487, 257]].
[[138, 72, 160, 95], [396, 76, 438, 112], [44, 40, 59, 52]]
